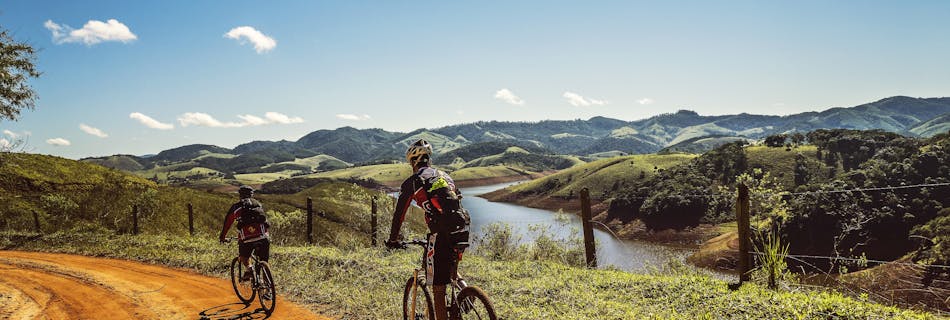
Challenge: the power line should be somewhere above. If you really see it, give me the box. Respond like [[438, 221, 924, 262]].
[[750, 251, 950, 270], [776, 182, 950, 197]]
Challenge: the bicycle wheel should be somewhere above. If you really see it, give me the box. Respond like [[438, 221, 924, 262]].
[[230, 257, 255, 304], [455, 286, 497, 320], [256, 261, 277, 315], [403, 276, 434, 320]]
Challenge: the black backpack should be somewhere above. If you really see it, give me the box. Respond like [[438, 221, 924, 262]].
[[238, 198, 267, 227]]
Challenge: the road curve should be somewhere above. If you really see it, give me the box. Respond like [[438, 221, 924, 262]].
[[0, 251, 329, 320]]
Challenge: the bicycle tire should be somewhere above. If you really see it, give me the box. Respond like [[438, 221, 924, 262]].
[[403, 276, 434, 320], [257, 261, 277, 314], [455, 286, 497, 320], [230, 257, 255, 304]]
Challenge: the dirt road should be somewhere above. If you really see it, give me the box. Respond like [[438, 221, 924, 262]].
[[0, 251, 329, 319]]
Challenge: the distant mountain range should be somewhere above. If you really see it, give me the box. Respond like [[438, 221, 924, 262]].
[[83, 96, 950, 174]]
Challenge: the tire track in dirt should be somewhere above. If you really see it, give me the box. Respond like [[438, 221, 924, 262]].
[[0, 251, 329, 319]]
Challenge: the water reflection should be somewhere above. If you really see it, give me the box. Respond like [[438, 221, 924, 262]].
[[460, 182, 694, 272]]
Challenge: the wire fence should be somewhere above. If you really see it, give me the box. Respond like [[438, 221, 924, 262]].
[[572, 181, 950, 313]]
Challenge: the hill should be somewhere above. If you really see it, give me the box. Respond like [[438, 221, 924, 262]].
[[80, 96, 950, 188], [908, 113, 950, 137], [0, 152, 423, 244]]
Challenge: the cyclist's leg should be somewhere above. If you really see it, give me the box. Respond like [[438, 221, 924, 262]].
[[256, 238, 271, 262], [238, 241, 255, 281], [432, 233, 456, 320]]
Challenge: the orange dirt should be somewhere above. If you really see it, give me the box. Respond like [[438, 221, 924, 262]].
[[0, 251, 329, 320]]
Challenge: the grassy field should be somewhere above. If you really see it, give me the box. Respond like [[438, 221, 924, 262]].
[[509, 153, 697, 198], [303, 163, 412, 185], [745, 145, 826, 189], [451, 165, 531, 181], [0, 231, 937, 319], [0, 152, 424, 245]]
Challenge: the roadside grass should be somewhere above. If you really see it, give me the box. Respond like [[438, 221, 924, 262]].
[[510, 154, 696, 198], [0, 231, 937, 320]]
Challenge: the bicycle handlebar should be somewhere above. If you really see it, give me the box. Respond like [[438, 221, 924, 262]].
[[391, 239, 427, 249]]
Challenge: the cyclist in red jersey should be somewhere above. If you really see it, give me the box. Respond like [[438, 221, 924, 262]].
[[219, 185, 270, 281], [386, 139, 471, 320]]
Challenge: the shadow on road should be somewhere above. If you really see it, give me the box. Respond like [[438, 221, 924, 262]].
[[198, 302, 270, 320]]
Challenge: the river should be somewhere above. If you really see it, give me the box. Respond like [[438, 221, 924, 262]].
[[461, 181, 695, 272]]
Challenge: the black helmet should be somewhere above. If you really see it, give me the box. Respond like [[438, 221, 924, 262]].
[[238, 185, 254, 198]]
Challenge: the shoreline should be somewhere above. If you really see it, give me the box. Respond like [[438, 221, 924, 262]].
[[479, 187, 726, 250]]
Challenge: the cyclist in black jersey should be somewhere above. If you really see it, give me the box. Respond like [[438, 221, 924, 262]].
[[387, 139, 471, 320]]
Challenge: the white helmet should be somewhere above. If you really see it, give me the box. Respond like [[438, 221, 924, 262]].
[[406, 139, 432, 167]]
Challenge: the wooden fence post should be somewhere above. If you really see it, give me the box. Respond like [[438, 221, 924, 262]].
[[307, 197, 314, 244], [132, 205, 139, 235], [371, 196, 378, 246], [737, 184, 752, 284], [31, 210, 41, 233], [580, 188, 597, 268], [187, 203, 194, 236]]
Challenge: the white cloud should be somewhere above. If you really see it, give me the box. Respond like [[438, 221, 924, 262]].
[[0, 138, 9, 149], [178, 112, 240, 128], [224, 26, 277, 53], [3, 130, 17, 139], [336, 114, 371, 121], [563, 91, 608, 107], [130, 112, 175, 130], [46, 138, 71, 146], [44, 19, 137, 45], [263, 112, 304, 124], [179, 112, 304, 128], [637, 98, 655, 105], [79, 124, 108, 138], [494, 88, 525, 106]]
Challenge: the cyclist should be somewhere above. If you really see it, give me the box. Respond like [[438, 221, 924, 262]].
[[219, 185, 270, 282], [386, 139, 471, 320]]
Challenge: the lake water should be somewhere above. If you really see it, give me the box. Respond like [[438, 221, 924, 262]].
[[461, 182, 695, 272]]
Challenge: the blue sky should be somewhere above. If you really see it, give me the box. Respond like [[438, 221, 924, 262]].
[[2, 1, 949, 159]]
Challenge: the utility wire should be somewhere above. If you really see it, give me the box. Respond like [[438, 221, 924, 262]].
[[750, 251, 950, 270]]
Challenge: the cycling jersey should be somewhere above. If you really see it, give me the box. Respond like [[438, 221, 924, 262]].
[[389, 165, 470, 286], [390, 166, 468, 235], [220, 198, 270, 243]]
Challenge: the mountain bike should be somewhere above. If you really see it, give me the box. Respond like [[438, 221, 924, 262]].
[[224, 237, 277, 315], [398, 239, 497, 320]]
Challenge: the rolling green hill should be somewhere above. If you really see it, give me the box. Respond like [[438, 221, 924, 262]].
[[908, 113, 950, 137], [503, 153, 697, 199], [79, 96, 950, 190], [0, 152, 423, 245]]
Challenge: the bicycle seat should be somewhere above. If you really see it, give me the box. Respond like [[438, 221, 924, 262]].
[[454, 242, 470, 250]]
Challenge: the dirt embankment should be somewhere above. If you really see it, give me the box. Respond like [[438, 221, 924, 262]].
[[0, 251, 327, 320]]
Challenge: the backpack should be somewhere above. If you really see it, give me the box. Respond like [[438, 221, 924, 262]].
[[238, 198, 267, 227]]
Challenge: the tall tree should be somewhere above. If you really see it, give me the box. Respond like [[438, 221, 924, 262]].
[[1, 30, 41, 121]]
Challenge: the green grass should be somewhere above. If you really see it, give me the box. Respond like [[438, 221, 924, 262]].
[[745, 145, 823, 189], [510, 153, 696, 198], [0, 152, 424, 246], [235, 171, 299, 183], [0, 231, 937, 319], [303, 163, 412, 185], [450, 165, 530, 181]]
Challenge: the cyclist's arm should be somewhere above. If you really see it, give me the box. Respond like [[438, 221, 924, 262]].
[[388, 177, 416, 242], [219, 204, 239, 241]]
